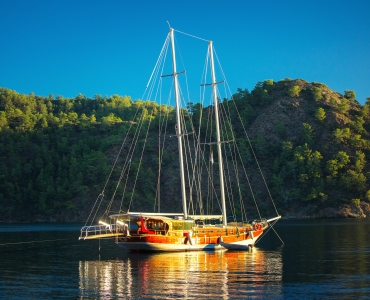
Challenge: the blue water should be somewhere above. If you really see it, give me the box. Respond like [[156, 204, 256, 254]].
[[0, 219, 369, 299]]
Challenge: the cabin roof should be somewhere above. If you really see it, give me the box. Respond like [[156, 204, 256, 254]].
[[109, 212, 223, 221]]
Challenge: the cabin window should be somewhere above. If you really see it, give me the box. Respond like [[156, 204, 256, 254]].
[[147, 220, 164, 230], [172, 220, 194, 231]]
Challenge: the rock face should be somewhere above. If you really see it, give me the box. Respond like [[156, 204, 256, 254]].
[[281, 202, 370, 219], [248, 80, 360, 147], [315, 203, 368, 218]]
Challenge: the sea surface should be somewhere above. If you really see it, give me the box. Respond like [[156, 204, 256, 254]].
[[0, 219, 369, 299]]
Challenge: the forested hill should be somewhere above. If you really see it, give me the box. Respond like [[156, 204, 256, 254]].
[[1, 79, 370, 222]]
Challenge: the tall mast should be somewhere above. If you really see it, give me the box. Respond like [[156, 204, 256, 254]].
[[169, 28, 188, 218], [209, 41, 227, 226]]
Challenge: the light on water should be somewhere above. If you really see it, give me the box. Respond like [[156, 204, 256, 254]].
[[79, 250, 282, 299], [1, 220, 370, 299]]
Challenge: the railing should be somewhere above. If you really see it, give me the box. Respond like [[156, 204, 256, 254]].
[[79, 224, 122, 240]]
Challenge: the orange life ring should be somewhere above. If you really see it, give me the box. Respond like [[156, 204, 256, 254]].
[[253, 223, 262, 231]]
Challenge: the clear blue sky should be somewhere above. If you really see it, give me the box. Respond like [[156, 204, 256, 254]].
[[1, 0, 369, 104]]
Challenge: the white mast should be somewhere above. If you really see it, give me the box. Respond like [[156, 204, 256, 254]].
[[209, 41, 227, 226], [169, 28, 188, 219]]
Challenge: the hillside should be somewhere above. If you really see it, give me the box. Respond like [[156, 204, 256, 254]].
[[229, 79, 370, 218], [1, 79, 370, 222]]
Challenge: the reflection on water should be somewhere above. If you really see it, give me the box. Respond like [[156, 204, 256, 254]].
[[79, 249, 283, 299], [1, 220, 370, 299]]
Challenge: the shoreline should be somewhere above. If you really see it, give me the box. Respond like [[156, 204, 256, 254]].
[[1, 201, 369, 224]]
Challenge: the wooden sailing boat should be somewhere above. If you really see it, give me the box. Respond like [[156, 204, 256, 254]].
[[79, 27, 281, 251]]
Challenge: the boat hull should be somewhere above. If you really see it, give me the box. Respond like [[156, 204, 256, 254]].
[[218, 229, 263, 250], [114, 228, 262, 252], [219, 238, 254, 250], [115, 234, 225, 252], [116, 240, 224, 252]]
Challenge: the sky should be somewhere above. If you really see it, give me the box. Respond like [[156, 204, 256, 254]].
[[1, 0, 369, 104]]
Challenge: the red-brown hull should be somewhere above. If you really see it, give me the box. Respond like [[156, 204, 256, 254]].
[[115, 227, 263, 252]]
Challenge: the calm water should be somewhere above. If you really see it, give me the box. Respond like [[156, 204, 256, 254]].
[[0, 219, 369, 299]]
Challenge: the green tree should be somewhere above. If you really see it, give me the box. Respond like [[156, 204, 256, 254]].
[[79, 113, 90, 127], [326, 159, 339, 177], [352, 198, 360, 206], [333, 128, 351, 143], [58, 112, 68, 126], [101, 113, 123, 126], [354, 150, 366, 173], [287, 85, 301, 98], [344, 89, 356, 100], [352, 117, 365, 134], [342, 170, 367, 192], [263, 79, 274, 91], [338, 98, 349, 114], [349, 134, 367, 149], [325, 151, 349, 178], [312, 87, 323, 101], [336, 151, 350, 168], [366, 190, 370, 201], [294, 143, 323, 188], [186, 102, 194, 115], [67, 112, 79, 124], [240, 105, 255, 126], [302, 123, 315, 145], [314, 107, 326, 122], [37, 116, 48, 129], [90, 114, 97, 123], [0, 111, 8, 130]]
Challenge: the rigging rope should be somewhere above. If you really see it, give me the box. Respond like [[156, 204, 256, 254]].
[[94, 32, 171, 218], [85, 55, 164, 224], [254, 220, 284, 246], [84, 27, 280, 228], [128, 101, 157, 210], [144, 34, 170, 93], [218, 89, 251, 222], [173, 29, 209, 42], [0, 238, 75, 247], [154, 86, 173, 212], [213, 48, 280, 217]]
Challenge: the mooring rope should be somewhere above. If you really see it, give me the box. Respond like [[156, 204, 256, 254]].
[[0, 237, 75, 247]]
